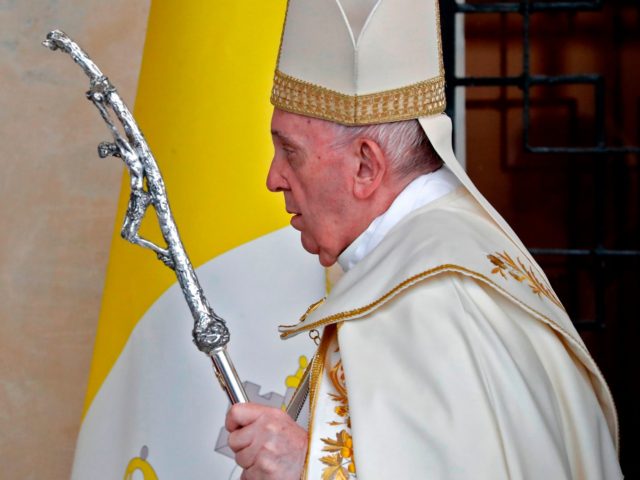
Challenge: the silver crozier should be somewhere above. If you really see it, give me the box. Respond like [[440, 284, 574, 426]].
[[43, 29, 248, 405]]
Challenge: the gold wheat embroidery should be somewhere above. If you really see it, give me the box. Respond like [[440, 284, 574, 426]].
[[487, 251, 563, 309], [319, 353, 356, 480]]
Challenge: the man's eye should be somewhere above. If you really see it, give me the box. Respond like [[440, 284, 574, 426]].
[[281, 145, 301, 167]]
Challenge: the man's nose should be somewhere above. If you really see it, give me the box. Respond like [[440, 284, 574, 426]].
[[266, 158, 287, 192]]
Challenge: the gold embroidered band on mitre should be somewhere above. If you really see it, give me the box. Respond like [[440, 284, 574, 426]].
[[271, 70, 446, 126]]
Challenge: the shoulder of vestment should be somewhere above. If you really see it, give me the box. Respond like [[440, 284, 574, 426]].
[[281, 187, 570, 342]]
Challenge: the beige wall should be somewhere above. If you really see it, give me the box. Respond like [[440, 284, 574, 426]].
[[0, 1, 150, 477]]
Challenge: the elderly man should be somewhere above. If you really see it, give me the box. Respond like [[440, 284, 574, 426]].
[[226, 1, 621, 479]]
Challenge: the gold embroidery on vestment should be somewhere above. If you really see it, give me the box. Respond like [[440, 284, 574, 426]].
[[319, 341, 356, 479], [319, 429, 356, 479], [301, 325, 333, 479], [488, 251, 563, 309], [279, 264, 568, 340], [291, 297, 326, 326]]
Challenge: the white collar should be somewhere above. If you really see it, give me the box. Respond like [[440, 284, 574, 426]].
[[338, 166, 460, 272]]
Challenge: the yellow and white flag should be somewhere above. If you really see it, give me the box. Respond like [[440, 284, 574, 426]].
[[71, 3, 324, 479]]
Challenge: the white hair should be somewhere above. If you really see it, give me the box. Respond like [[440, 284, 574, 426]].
[[330, 119, 442, 177]]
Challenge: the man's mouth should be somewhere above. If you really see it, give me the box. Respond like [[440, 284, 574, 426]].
[[289, 212, 302, 229]]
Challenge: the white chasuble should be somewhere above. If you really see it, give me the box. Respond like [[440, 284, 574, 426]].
[[283, 188, 621, 480]]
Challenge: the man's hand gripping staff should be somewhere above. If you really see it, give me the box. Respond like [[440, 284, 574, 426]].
[[42, 29, 249, 405]]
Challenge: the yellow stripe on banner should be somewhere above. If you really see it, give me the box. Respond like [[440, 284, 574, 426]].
[[83, 0, 289, 416]]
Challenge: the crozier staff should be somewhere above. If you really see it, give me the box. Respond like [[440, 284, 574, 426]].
[[226, 1, 622, 479]]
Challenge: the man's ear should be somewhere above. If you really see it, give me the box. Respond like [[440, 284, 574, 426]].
[[353, 139, 387, 199]]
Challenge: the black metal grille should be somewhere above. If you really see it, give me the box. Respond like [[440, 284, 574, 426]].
[[440, 0, 640, 329]]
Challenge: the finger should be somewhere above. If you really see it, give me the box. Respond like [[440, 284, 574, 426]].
[[225, 403, 256, 432], [227, 424, 255, 453], [240, 451, 278, 480], [235, 442, 260, 470], [225, 403, 274, 432]]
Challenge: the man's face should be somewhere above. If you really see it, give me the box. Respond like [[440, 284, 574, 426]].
[[267, 109, 356, 267]]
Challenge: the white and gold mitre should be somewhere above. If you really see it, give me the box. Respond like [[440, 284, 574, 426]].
[[271, 0, 445, 125]]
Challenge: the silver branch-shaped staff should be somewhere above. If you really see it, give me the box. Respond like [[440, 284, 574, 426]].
[[43, 29, 248, 405]]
